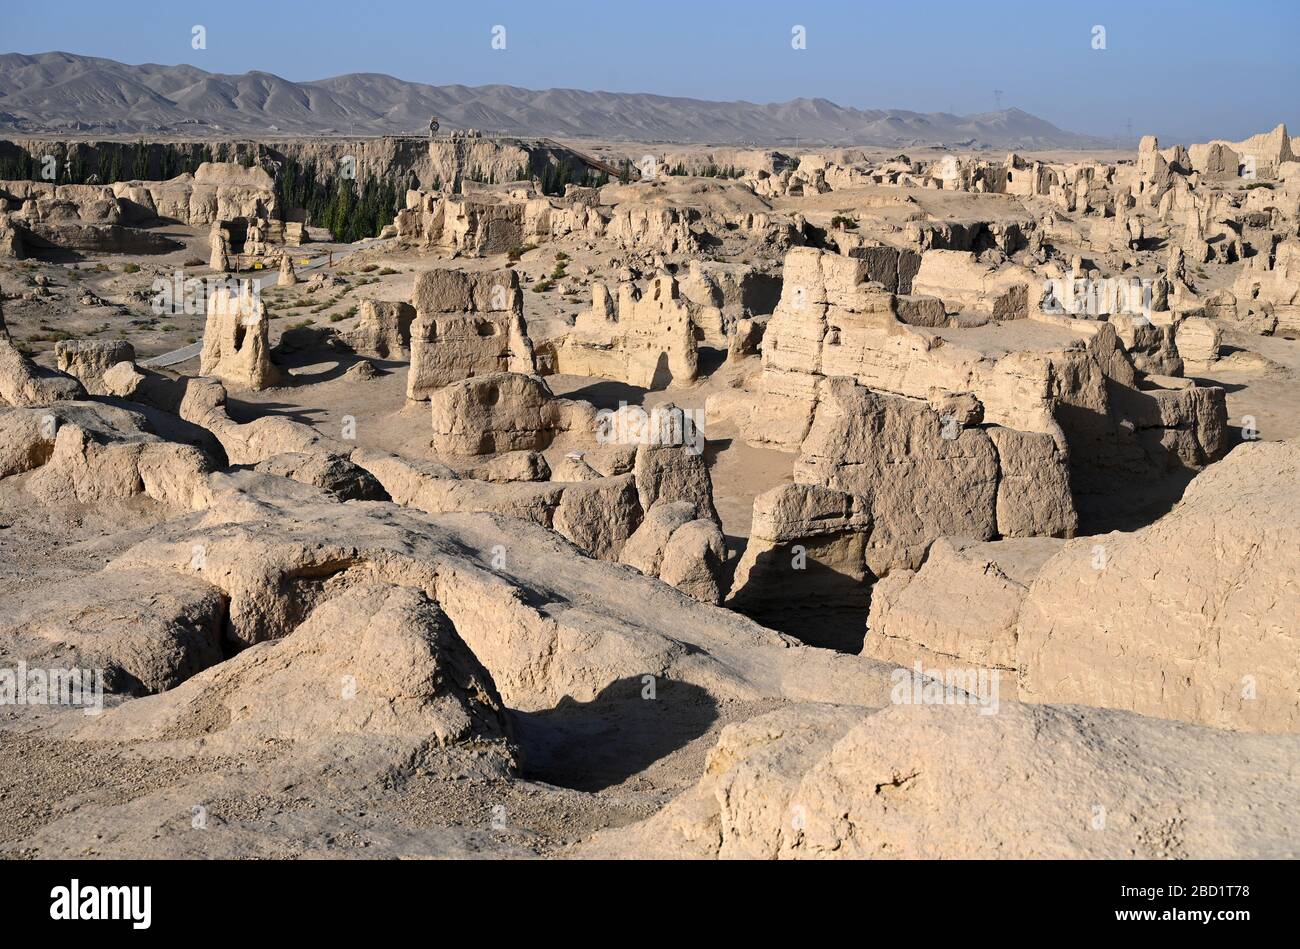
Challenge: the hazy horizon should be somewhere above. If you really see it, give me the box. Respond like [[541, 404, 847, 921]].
[[6, 0, 1299, 143]]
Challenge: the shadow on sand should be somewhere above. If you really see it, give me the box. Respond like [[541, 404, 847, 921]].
[[513, 676, 718, 792]]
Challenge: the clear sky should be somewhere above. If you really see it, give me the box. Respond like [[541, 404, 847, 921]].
[[7, 0, 1298, 142]]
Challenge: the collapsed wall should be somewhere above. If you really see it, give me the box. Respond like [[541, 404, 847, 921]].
[[406, 269, 535, 401], [727, 378, 1076, 647], [710, 249, 1227, 507], [0, 161, 278, 259], [199, 283, 284, 390], [538, 274, 700, 389]]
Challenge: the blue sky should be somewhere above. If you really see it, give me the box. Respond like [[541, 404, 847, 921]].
[[7, 0, 1298, 142]]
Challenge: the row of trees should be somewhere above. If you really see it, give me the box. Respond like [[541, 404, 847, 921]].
[[0, 142, 217, 184], [276, 156, 401, 242], [667, 162, 744, 178], [319, 176, 402, 242], [537, 161, 577, 195]]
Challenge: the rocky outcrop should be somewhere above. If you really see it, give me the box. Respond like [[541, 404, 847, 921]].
[[711, 247, 1044, 450], [252, 451, 388, 501], [98, 482, 896, 713], [711, 249, 1229, 527], [590, 701, 1300, 859], [342, 300, 416, 360], [862, 536, 1064, 674], [2, 164, 271, 260], [460, 450, 551, 483], [793, 380, 1076, 567], [911, 249, 1036, 319], [1174, 315, 1221, 365], [986, 426, 1077, 538], [350, 445, 636, 561], [102, 362, 337, 466], [621, 500, 727, 604], [658, 518, 728, 604], [0, 569, 225, 695], [429, 372, 594, 456], [1017, 440, 1300, 732], [277, 252, 297, 287], [398, 188, 549, 257], [353, 446, 560, 524], [1108, 311, 1183, 376], [728, 379, 1076, 642], [725, 482, 873, 649], [90, 583, 513, 757], [678, 259, 782, 342], [0, 299, 85, 406], [53, 339, 135, 395], [542, 274, 700, 390], [632, 431, 719, 524], [209, 228, 230, 272], [0, 401, 214, 509], [844, 242, 922, 294], [127, 162, 277, 227], [1232, 239, 1300, 335]]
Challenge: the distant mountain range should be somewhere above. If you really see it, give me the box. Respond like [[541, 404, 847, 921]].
[[0, 51, 1115, 148]]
